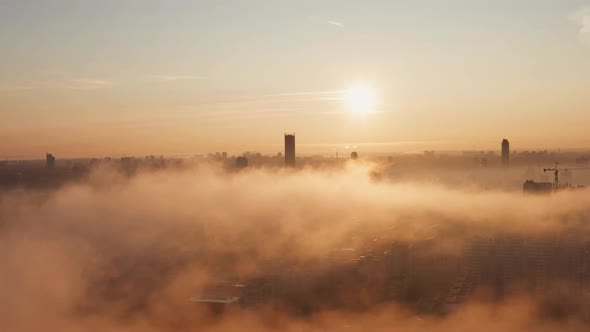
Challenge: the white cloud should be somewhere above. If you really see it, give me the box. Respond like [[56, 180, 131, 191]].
[[570, 7, 590, 37]]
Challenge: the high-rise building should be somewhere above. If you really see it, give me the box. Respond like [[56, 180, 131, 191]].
[[284, 133, 295, 167], [46, 153, 55, 171], [236, 156, 248, 170], [501, 139, 510, 166]]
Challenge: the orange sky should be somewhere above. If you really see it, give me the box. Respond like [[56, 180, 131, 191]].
[[2, 1, 590, 157]]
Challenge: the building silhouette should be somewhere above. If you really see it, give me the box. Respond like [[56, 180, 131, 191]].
[[523, 180, 553, 194], [501, 139, 510, 166], [46, 153, 55, 171], [351, 151, 358, 160], [236, 156, 248, 170], [284, 133, 296, 168]]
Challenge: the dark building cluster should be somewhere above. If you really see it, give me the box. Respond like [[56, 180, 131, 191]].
[[235, 156, 248, 170], [0, 154, 185, 189], [3, 137, 590, 191], [183, 230, 590, 319], [443, 233, 590, 314]]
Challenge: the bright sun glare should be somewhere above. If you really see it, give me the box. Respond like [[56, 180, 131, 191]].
[[344, 83, 378, 114]]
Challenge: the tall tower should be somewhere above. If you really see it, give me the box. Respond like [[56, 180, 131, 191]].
[[284, 133, 296, 168], [501, 139, 510, 166]]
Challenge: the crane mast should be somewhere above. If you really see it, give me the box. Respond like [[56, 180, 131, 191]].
[[543, 162, 590, 189]]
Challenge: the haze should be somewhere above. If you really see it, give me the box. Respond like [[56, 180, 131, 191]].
[[4, 1, 590, 332], [2, 1, 590, 157]]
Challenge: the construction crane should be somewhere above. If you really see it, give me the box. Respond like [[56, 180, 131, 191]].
[[543, 162, 590, 189]]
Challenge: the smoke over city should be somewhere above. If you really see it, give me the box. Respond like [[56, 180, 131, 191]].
[[2, 163, 590, 331]]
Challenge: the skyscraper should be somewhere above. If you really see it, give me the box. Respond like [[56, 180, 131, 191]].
[[501, 139, 510, 166], [284, 133, 295, 168], [46, 153, 55, 171]]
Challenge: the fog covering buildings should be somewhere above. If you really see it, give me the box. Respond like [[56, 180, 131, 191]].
[[4, 145, 590, 191], [235, 156, 248, 170], [523, 180, 553, 194], [4, 150, 590, 331]]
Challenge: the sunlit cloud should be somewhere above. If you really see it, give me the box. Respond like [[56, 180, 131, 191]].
[[254, 90, 344, 98], [149, 74, 205, 82], [3, 164, 590, 332], [181, 90, 346, 109], [160, 88, 379, 123], [66, 78, 113, 90], [71, 78, 112, 86], [234, 90, 345, 104], [240, 90, 345, 103]]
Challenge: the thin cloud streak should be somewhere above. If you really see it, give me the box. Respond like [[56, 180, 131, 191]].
[[327, 20, 344, 28], [253, 90, 344, 98], [70, 78, 113, 86], [162, 94, 343, 112], [181, 90, 345, 108], [66, 78, 114, 90], [149, 75, 205, 82], [0, 85, 33, 92], [241, 96, 343, 104]]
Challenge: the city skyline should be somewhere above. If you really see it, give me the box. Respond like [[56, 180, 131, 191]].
[[2, 1, 590, 157], [3, 136, 589, 161], [5, 2, 590, 331]]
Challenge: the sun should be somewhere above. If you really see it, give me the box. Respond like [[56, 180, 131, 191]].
[[344, 83, 378, 113]]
